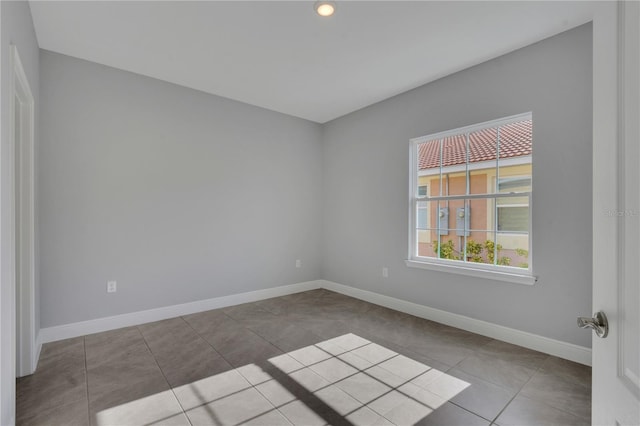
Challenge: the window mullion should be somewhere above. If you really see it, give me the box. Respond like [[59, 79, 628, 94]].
[[494, 126, 501, 265], [425, 192, 530, 202], [463, 132, 470, 262]]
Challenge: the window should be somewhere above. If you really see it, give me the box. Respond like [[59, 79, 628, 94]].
[[407, 113, 534, 284]]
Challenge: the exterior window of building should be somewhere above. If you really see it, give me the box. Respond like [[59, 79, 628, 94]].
[[417, 185, 428, 230], [408, 113, 533, 282], [497, 177, 531, 232]]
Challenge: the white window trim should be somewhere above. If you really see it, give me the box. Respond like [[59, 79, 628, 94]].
[[405, 259, 537, 285], [407, 112, 536, 285]]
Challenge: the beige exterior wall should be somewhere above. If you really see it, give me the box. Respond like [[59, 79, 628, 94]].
[[417, 163, 531, 266]]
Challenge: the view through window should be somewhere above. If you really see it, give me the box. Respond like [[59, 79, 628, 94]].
[[410, 113, 532, 273]]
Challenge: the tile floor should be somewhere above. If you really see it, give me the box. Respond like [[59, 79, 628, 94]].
[[16, 289, 591, 425]]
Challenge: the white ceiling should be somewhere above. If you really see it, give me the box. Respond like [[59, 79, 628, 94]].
[[29, 1, 596, 123]]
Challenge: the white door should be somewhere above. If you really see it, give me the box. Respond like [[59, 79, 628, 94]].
[[592, 2, 640, 424]]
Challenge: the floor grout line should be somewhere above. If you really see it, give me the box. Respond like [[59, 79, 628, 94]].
[[83, 337, 92, 426], [136, 324, 194, 426], [489, 354, 550, 424]]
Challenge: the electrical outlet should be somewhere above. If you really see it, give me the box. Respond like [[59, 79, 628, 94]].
[[382, 267, 389, 278], [295, 259, 302, 268], [107, 280, 117, 293]]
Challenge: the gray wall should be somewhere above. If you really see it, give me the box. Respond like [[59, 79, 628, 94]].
[[39, 24, 593, 350], [322, 24, 593, 347], [39, 51, 323, 328], [1, 1, 40, 423]]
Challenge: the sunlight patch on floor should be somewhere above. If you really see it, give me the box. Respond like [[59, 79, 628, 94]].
[[94, 333, 470, 425]]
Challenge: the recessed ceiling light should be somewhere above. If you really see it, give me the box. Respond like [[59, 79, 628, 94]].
[[314, 1, 336, 17]]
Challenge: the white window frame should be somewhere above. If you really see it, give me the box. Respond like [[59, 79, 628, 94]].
[[406, 112, 536, 285]]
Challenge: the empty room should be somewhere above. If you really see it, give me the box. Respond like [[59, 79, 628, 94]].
[[1, 1, 638, 425]]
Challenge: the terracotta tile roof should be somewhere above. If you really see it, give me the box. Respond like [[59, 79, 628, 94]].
[[418, 119, 532, 170]]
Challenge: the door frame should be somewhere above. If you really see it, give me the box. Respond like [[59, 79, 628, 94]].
[[10, 44, 37, 377]]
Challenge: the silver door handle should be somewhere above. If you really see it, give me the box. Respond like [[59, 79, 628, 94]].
[[577, 311, 609, 338]]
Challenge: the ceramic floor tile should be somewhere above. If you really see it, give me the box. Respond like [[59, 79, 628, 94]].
[[456, 353, 538, 392], [404, 337, 474, 367], [289, 368, 331, 392], [172, 368, 252, 410], [278, 400, 328, 426], [36, 337, 85, 371], [84, 327, 150, 368], [16, 396, 89, 426], [235, 363, 276, 386], [248, 317, 313, 342], [223, 303, 280, 327], [373, 339, 454, 375], [520, 369, 591, 422], [346, 406, 394, 426], [365, 365, 408, 388], [314, 385, 362, 416], [198, 326, 261, 354], [157, 348, 233, 388], [16, 290, 592, 426], [431, 327, 493, 351], [336, 372, 392, 405], [539, 356, 591, 389], [445, 368, 516, 421], [266, 353, 305, 374], [241, 409, 294, 425], [418, 369, 472, 400], [368, 390, 409, 416], [255, 296, 299, 315], [17, 367, 87, 417], [350, 343, 397, 365], [381, 396, 434, 425], [86, 350, 166, 401], [271, 328, 326, 353], [310, 357, 359, 383], [314, 340, 349, 356], [138, 317, 194, 345], [288, 345, 333, 366], [415, 402, 490, 426], [216, 333, 284, 367], [296, 318, 355, 340], [255, 379, 297, 407], [91, 390, 188, 426], [282, 289, 327, 304], [397, 382, 447, 410], [182, 310, 243, 342], [184, 387, 275, 426], [139, 317, 233, 385], [477, 340, 548, 369], [377, 354, 431, 381], [410, 368, 448, 389], [319, 333, 371, 352], [338, 351, 374, 371], [496, 394, 589, 426], [88, 373, 171, 416]]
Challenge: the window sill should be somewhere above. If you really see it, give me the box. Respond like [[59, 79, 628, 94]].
[[405, 259, 537, 285]]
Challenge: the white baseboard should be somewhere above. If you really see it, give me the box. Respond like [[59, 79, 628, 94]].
[[320, 280, 592, 366], [39, 280, 322, 344], [38, 278, 591, 367]]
